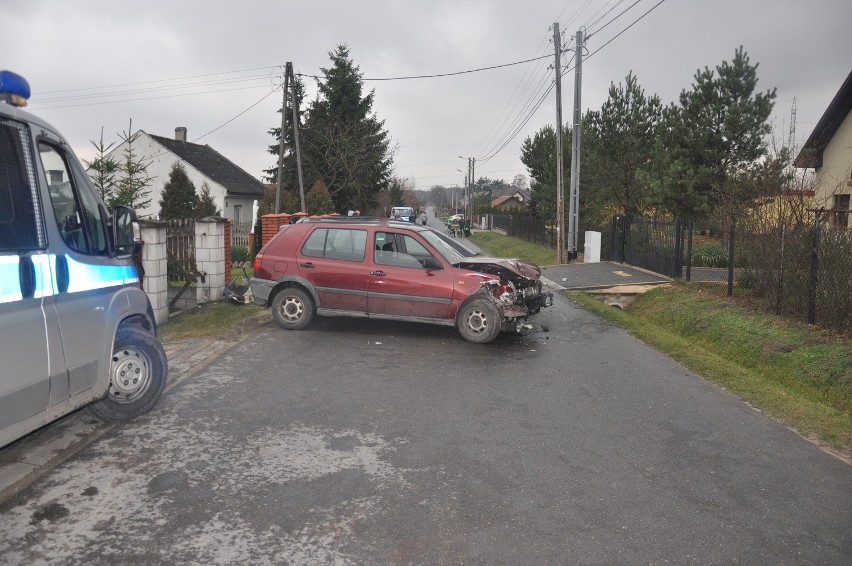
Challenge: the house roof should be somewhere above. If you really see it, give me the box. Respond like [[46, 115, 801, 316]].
[[491, 195, 524, 208], [492, 186, 530, 200], [794, 69, 852, 169], [150, 133, 265, 197]]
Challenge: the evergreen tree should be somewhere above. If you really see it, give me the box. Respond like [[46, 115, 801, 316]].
[[305, 180, 335, 214], [113, 119, 153, 211], [195, 182, 220, 218], [83, 126, 119, 205], [644, 47, 776, 220], [520, 124, 571, 221], [159, 162, 198, 220], [300, 45, 394, 211], [582, 72, 662, 222]]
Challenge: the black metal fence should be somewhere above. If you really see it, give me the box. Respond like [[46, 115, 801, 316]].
[[491, 214, 555, 248], [611, 216, 684, 278]]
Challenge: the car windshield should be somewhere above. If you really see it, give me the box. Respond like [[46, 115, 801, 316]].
[[420, 230, 466, 264]]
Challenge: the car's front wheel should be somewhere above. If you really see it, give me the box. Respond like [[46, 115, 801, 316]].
[[89, 325, 168, 422], [272, 287, 314, 330], [457, 298, 501, 344]]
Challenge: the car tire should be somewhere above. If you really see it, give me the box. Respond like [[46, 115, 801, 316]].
[[88, 325, 168, 422], [457, 298, 501, 344], [272, 287, 314, 330]]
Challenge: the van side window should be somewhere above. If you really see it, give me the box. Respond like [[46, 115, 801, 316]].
[[0, 118, 45, 251], [39, 142, 108, 256]]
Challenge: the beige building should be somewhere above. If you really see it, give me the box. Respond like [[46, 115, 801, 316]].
[[795, 70, 852, 228]]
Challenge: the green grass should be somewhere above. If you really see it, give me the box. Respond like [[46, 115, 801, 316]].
[[570, 284, 852, 455], [469, 231, 557, 266], [158, 301, 264, 342]]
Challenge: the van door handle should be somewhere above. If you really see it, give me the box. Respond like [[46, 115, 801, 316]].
[[370, 270, 385, 277], [299, 262, 314, 268], [55, 255, 69, 293]]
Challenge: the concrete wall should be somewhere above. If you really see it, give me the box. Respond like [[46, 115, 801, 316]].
[[194, 218, 226, 303]]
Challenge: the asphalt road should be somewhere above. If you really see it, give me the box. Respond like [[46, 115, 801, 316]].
[[0, 293, 850, 564]]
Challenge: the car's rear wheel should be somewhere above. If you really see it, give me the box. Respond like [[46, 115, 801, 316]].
[[457, 298, 501, 344], [272, 287, 314, 330]]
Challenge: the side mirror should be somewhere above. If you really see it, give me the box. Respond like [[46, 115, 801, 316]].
[[112, 205, 140, 258]]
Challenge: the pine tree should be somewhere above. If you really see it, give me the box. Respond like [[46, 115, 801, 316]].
[[159, 162, 198, 220], [520, 124, 571, 221], [582, 72, 662, 222], [300, 45, 394, 211], [194, 182, 220, 218], [83, 126, 119, 205], [645, 47, 776, 220], [113, 119, 153, 211]]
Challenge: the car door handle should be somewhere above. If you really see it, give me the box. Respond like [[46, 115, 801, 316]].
[[370, 270, 385, 276], [299, 262, 315, 268]]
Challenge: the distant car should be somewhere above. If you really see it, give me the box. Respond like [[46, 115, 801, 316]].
[[250, 217, 552, 343], [390, 206, 416, 222]]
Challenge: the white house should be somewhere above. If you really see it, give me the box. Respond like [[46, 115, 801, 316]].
[[795, 70, 852, 228], [100, 127, 265, 222]]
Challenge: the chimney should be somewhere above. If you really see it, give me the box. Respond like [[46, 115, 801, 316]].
[[175, 127, 187, 142]]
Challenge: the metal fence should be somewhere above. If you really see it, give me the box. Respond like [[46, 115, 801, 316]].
[[166, 219, 195, 282], [491, 214, 555, 248], [611, 216, 684, 278]]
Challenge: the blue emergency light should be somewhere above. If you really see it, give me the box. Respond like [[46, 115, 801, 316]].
[[0, 71, 31, 107]]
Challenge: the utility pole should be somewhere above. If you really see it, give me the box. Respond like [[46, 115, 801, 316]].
[[567, 29, 584, 260], [553, 22, 565, 264], [469, 157, 475, 220], [288, 62, 307, 213], [274, 65, 289, 213]]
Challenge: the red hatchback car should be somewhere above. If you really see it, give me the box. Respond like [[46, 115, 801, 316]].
[[250, 217, 552, 343]]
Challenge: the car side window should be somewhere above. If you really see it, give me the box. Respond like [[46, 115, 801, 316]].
[[39, 142, 108, 256], [0, 118, 45, 251], [301, 227, 367, 262], [374, 232, 432, 269]]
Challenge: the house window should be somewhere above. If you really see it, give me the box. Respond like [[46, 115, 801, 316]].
[[234, 204, 242, 224], [833, 194, 849, 228]]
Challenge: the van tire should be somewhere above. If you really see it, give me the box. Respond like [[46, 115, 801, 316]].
[[89, 326, 168, 422]]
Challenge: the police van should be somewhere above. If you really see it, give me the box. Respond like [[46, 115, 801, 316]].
[[0, 71, 167, 449]]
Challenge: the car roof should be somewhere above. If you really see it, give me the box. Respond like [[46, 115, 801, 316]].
[[303, 216, 429, 231]]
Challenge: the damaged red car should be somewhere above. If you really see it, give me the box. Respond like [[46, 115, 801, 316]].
[[250, 217, 553, 343]]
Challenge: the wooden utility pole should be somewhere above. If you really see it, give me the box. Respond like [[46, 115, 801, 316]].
[[274, 66, 289, 214], [288, 62, 307, 213], [554, 23, 565, 264]]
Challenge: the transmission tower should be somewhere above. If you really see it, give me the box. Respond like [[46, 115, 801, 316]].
[[787, 97, 797, 154]]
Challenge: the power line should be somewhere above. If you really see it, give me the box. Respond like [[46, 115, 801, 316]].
[[192, 85, 282, 143], [586, 0, 668, 58], [296, 53, 553, 82]]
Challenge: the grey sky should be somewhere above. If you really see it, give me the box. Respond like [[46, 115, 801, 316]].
[[3, 0, 851, 195]]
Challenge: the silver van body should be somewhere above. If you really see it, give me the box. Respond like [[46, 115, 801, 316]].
[[0, 79, 167, 449]]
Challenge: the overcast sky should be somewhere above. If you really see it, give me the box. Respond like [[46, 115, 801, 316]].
[[4, 0, 851, 195]]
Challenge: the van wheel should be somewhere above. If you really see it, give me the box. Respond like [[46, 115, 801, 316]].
[[89, 326, 168, 422], [272, 288, 314, 330], [457, 298, 501, 344]]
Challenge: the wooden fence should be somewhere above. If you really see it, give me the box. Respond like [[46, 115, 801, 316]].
[[166, 219, 195, 282]]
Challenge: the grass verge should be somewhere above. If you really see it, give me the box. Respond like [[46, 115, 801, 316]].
[[158, 301, 264, 343], [469, 231, 557, 266], [570, 284, 851, 456]]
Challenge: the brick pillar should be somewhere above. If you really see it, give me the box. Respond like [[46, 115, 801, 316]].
[[138, 220, 169, 325], [261, 213, 292, 246]]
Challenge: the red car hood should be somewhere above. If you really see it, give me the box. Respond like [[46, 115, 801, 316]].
[[456, 257, 541, 281]]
